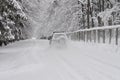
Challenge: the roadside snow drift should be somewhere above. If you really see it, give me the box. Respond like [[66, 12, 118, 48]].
[[0, 39, 120, 80]]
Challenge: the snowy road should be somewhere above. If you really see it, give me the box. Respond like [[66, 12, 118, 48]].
[[0, 39, 120, 80]]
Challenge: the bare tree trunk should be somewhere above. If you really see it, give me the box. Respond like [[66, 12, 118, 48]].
[[87, 0, 90, 29], [82, 4, 85, 29], [98, 0, 102, 27], [102, 0, 104, 11], [90, 6, 94, 28], [99, 0, 102, 12]]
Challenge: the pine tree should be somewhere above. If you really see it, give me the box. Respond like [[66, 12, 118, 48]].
[[0, 0, 27, 46]]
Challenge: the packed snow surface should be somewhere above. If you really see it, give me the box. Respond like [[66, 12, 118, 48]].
[[0, 39, 120, 80]]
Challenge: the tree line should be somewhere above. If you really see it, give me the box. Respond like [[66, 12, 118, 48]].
[[0, 0, 27, 46], [77, 0, 120, 29]]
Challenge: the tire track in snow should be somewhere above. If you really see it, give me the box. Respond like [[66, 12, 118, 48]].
[[57, 49, 120, 80], [52, 52, 90, 80]]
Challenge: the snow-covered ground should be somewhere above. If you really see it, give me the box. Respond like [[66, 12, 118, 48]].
[[0, 39, 120, 80]]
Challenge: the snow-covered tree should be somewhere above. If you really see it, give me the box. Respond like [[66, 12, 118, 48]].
[[0, 0, 27, 46]]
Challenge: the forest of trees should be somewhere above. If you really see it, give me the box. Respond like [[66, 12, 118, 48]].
[[41, 0, 120, 36], [77, 0, 120, 28], [0, 0, 27, 46]]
